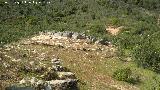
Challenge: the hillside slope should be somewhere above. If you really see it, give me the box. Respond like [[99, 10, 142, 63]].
[[0, 0, 160, 90]]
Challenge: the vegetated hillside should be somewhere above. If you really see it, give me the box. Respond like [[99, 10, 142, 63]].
[[0, 0, 159, 45], [0, 0, 160, 89]]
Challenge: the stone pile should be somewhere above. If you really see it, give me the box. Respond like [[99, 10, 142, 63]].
[[30, 31, 112, 51], [37, 31, 111, 45], [12, 57, 78, 90]]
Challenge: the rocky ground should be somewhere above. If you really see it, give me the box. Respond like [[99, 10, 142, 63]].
[[0, 31, 138, 90]]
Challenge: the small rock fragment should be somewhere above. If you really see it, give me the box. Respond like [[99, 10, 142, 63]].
[[29, 61, 35, 66]]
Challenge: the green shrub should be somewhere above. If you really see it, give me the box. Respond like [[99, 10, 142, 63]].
[[87, 23, 106, 37], [133, 41, 160, 73], [109, 17, 121, 26], [113, 68, 139, 84]]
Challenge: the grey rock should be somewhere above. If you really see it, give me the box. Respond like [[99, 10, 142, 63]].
[[54, 32, 63, 37], [51, 58, 61, 65], [52, 65, 63, 71], [87, 36, 97, 43], [44, 84, 52, 90], [72, 33, 79, 39], [48, 79, 78, 90], [62, 31, 73, 38], [96, 39, 109, 45], [72, 33, 86, 39]]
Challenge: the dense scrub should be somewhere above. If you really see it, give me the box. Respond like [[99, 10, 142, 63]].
[[120, 0, 160, 11], [0, 0, 160, 73]]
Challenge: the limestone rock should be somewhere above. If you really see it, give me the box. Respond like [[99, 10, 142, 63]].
[[57, 72, 75, 79]]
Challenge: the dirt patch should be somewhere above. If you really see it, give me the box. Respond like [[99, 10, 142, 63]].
[[106, 26, 124, 35]]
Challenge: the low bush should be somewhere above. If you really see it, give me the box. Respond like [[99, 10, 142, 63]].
[[113, 68, 140, 84]]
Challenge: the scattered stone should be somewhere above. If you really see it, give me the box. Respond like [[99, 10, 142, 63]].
[[10, 56, 78, 90], [3, 62, 10, 68], [30, 77, 37, 85]]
